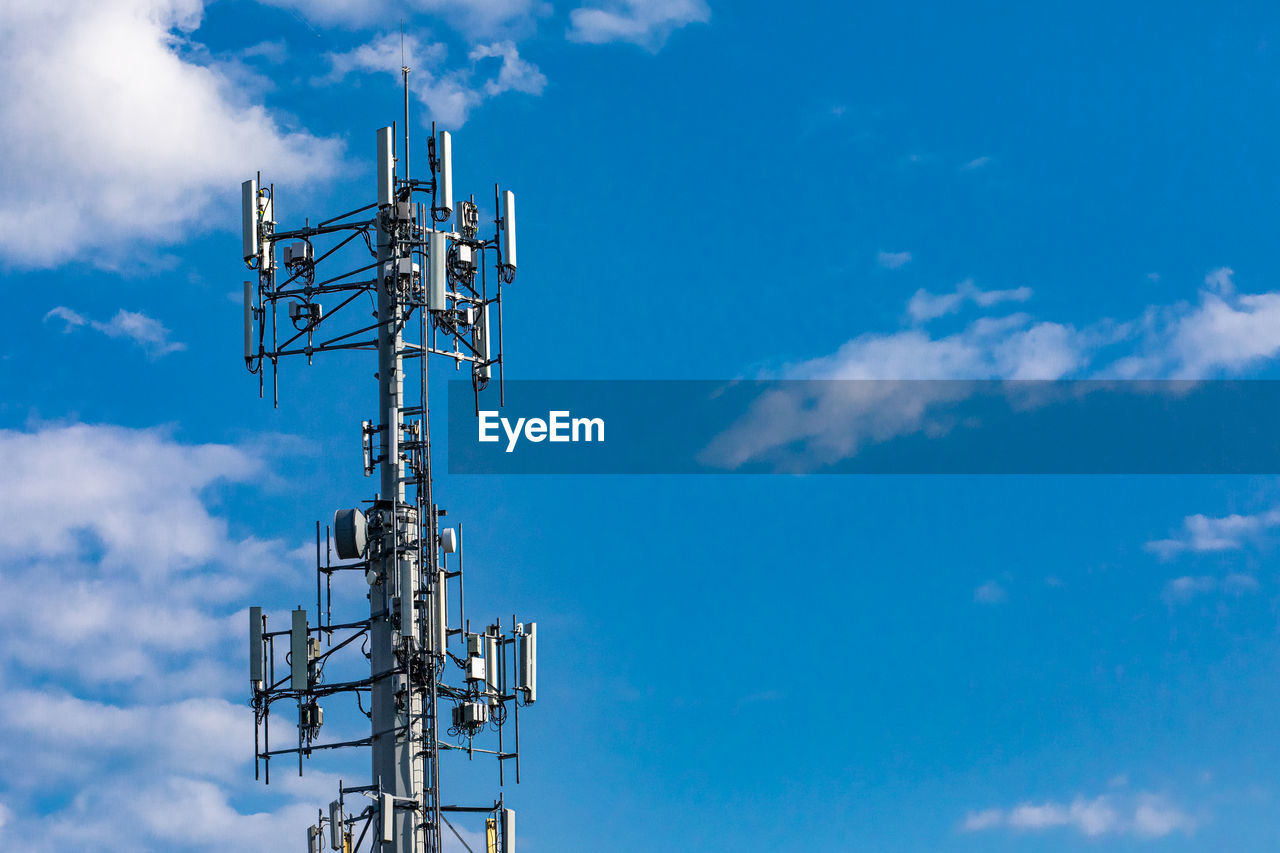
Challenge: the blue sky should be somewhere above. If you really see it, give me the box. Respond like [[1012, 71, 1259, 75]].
[[5, 0, 1280, 850]]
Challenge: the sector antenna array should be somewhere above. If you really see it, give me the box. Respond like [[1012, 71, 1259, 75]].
[[239, 110, 537, 853]]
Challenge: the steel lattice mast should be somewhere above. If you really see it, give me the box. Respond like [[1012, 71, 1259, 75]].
[[241, 108, 534, 853]]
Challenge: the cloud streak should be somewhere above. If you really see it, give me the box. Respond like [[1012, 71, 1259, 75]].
[[962, 792, 1195, 838], [877, 250, 912, 270], [45, 306, 186, 357], [568, 0, 710, 50], [1147, 507, 1280, 558], [704, 269, 1280, 471], [1161, 573, 1259, 605], [907, 279, 1033, 324]]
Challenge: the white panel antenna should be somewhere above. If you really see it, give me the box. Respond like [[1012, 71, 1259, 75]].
[[501, 190, 517, 271], [485, 634, 499, 694], [377, 126, 395, 207], [518, 622, 536, 703], [241, 179, 258, 263], [380, 793, 395, 843], [428, 230, 447, 311], [438, 130, 453, 214], [502, 808, 515, 853]]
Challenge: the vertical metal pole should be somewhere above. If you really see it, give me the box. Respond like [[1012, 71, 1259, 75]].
[[372, 126, 420, 853]]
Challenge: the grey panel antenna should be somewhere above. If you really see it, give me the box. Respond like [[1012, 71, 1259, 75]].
[[377, 126, 394, 207], [501, 190, 517, 270], [433, 570, 447, 652], [427, 230, 447, 311], [290, 608, 309, 690], [241, 179, 258, 263], [399, 552, 415, 637], [519, 622, 537, 703], [328, 801, 342, 850], [474, 303, 491, 382], [438, 130, 453, 214], [485, 634, 499, 693], [243, 281, 253, 360], [249, 606, 263, 688], [333, 508, 367, 560]]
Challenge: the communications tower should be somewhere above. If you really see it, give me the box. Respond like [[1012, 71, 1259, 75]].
[[239, 102, 537, 853]]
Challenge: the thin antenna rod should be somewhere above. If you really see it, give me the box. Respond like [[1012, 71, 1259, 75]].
[[402, 22, 410, 185]]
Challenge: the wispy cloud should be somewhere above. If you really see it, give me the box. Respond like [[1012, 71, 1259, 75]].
[[1147, 508, 1280, 558], [973, 580, 1007, 604], [907, 279, 1032, 324], [1161, 573, 1259, 606], [567, 0, 710, 50], [962, 155, 992, 170], [45, 306, 185, 358], [258, 0, 550, 37], [1109, 268, 1280, 378], [702, 268, 1280, 471], [320, 32, 545, 127], [962, 792, 1196, 838], [877, 250, 912, 270]]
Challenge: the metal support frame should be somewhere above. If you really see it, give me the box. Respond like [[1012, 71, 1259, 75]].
[[243, 109, 533, 853]]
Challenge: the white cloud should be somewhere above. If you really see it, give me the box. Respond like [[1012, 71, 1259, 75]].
[[789, 313, 1090, 381], [877, 250, 912, 270], [1147, 508, 1280, 558], [0, 0, 341, 269], [0, 423, 325, 850], [1204, 266, 1235, 295], [258, 0, 549, 38], [321, 32, 545, 127], [0, 690, 247, 783], [470, 40, 548, 96], [1109, 269, 1280, 378], [45, 306, 185, 357], [962, 155, 992, 170], [702, 267, 1280, 471], [0, 424, 304, 691], [567, 0, 710, 50], [973, 580, 1007, 604], [1161, 573, 1259, 606], [962, 793, 1195, 838], [8, 773, 321, 852], [698, 315, 1094, 471], [907, 279, 1033, 324]]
